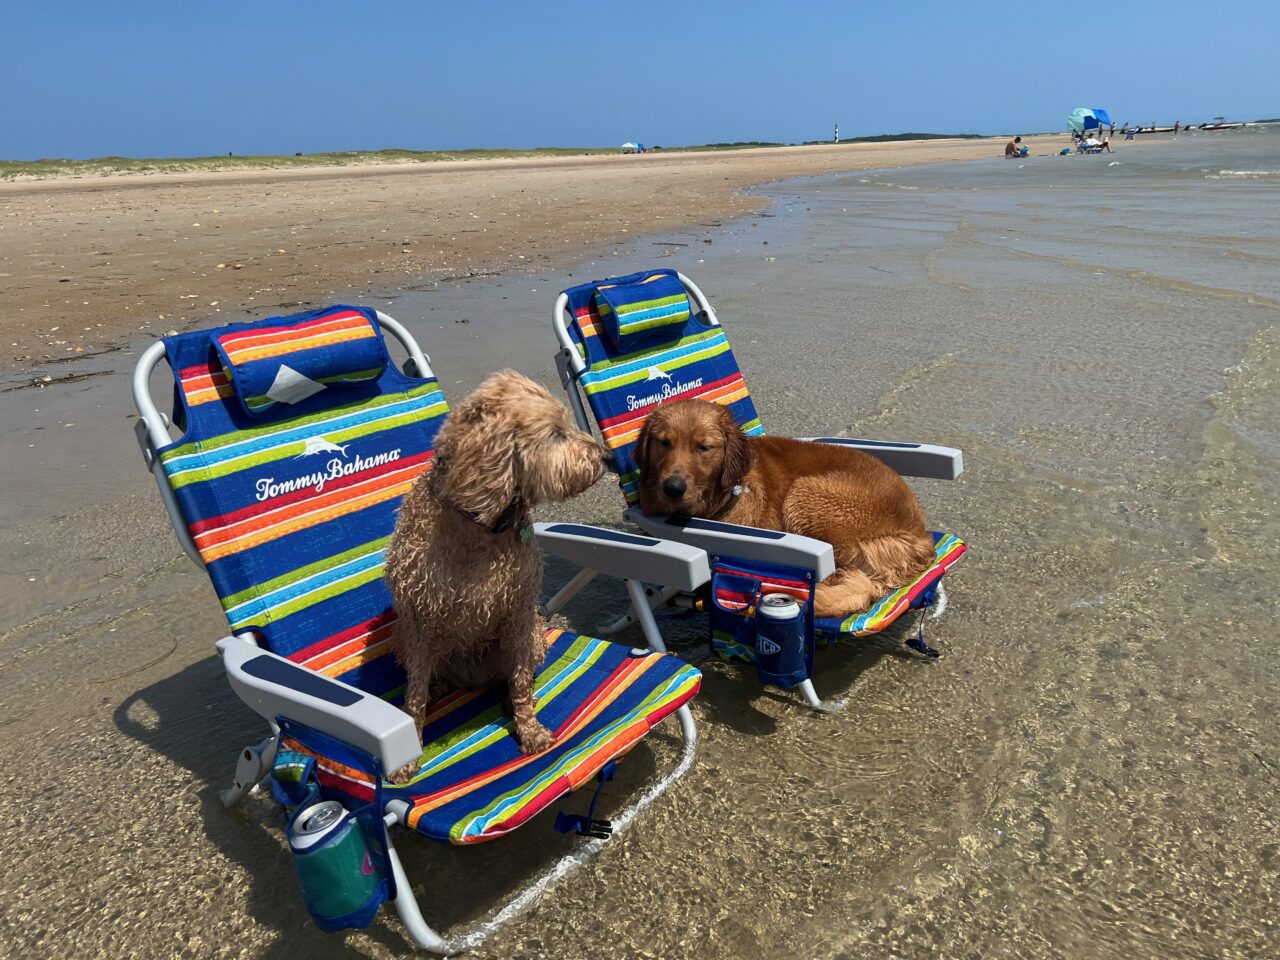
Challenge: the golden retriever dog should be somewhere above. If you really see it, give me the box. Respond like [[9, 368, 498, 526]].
[[384, 370, 608, 783], [636, 399, 935, 619]]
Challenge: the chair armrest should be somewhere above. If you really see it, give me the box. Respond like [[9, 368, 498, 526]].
[[217, 635, 421, 774], [624, 508, 835, 580], [534, 522, 710, 592], [801, 437, 964, 480]]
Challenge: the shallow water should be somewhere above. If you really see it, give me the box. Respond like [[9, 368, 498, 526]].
[[1, 129, 1277, 959]]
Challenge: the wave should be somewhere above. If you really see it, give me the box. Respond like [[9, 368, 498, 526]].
[[1205, 169, 1280, 180]]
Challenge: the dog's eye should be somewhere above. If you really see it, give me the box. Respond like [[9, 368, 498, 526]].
[[552, 429, 567, 442], [697, 443, 712, 453]]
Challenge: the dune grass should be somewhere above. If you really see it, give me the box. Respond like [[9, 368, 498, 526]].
[[0, 135, 987, 181], [0, 146, 624, 180]]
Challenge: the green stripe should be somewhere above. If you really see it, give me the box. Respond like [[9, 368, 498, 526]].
[[615, 293, 688, 316], [412, 635, 607, 781], [582, 337, 731, 395], [165, 401, 444, 489], [453, 664, 698, 841], [229, 566, 385, 627], [582, 327, 725, 377], [840, 535, 964, 633], [244, 366, 385, 409], [162, 382, 442, 460], [221, 535, 391, 609], [619, 309, 691, 336]]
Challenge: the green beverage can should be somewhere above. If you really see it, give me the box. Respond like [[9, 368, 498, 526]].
[[290, 801, 381, 923]]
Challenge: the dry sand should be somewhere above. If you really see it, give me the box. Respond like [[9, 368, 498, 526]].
[[0, 135, 1063, 368]]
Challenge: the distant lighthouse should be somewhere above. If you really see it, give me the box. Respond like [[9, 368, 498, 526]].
[[834, 123, 840, 144]]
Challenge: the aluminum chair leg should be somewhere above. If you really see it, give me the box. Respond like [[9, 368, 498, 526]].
[[219, 733, 279, 809], [601, 583, 682, 635], [625, 579, 673, 653], [541, 566, 596, 617], [385, 835, 452, 954], [796, 679, 827, 712]]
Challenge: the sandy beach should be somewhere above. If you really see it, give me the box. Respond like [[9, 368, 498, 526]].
[[3, 128, 1276, 960], [0, 136, 1063, 370]]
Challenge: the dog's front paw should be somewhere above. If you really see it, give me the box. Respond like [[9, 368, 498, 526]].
[[388, 759, 422, 784], [515, 720, 556, 755]]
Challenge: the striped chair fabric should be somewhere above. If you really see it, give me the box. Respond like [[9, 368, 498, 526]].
[[559, 272, 965, 641], [159, 305, 700, 843]]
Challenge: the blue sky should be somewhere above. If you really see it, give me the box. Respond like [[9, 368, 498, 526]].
[[5, 0, 1277, 159]]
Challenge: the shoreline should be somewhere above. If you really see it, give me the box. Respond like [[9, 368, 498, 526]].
[[2, 134, 1080, 371]]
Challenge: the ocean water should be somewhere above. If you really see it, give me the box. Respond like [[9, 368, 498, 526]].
[[1, 129, 1276, 959]]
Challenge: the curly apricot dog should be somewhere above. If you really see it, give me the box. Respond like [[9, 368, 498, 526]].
[[385, 370, 608, 783], [636, 399, 935, 619]]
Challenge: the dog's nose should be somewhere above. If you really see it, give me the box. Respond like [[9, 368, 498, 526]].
[[662, 476, 687, 500]]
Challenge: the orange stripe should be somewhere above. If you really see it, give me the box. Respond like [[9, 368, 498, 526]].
[[407, 657, 658, 823], [180, 368, 235, 407], [601, 383, 749, 444], [219, 313, 368, 355], [196, 475, 416, 563], [302, 621, 395, 672], [282, 738, 375, 789], [185, 382, 236, 407], [226, 323, 376, 365], [563, 723, 648, 791], [195, 463, 422, 550], [319, 638, 393, 678]]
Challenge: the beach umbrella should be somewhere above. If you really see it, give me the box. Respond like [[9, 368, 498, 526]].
[[1068, 107, 1100, 133], [1092, 108, 1112, 127], [620, 142, 639, 149]]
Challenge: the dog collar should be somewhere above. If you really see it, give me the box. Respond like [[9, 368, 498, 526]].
[[433, 476, 529, 537]]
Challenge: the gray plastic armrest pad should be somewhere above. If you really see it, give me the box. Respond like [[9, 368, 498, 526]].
[[624, 509, 835, 580], [801, 437, 963, 480], [217, 636, 421, 773], [534, 522, 710, 591]]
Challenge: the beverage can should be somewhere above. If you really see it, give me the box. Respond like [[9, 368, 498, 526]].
[[289, 801, 382, 920], [754, 593, 807, 688], [758, 593, 800, 620], [291, 801, 347, 849]]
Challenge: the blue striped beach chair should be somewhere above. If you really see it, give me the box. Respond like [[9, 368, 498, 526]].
[[551, 269, 967, 709], [132, 305, 706, 952]]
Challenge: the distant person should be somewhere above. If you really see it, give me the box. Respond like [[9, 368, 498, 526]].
[[1110, 122, 1116, 137], [1005, 135, 1023, 157], [1174, 120, 1181, 134], [1101, 135, 1112, 153]]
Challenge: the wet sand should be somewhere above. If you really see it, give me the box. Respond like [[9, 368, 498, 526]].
[[2, 132, 1278, 959], [0, 136, 1063, 370]]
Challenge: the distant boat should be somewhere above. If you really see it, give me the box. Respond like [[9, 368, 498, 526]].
[[1198, 117, 1243, 131], [1132, 126, 1178, 134]]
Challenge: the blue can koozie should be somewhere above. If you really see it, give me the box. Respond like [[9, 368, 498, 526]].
[[755, 593, 807, 688]]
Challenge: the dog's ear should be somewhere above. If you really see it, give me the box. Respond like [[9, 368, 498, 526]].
[[718, 405, 751, 490], [434, 380, 518, 524], [633, 413, 655, 478]]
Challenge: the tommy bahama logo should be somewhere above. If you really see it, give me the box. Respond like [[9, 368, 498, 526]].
[[645, 366, 673, 382], [294, 435, 350, 458], [626, 376, 704, 412], [255, 435, 401, 501]]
